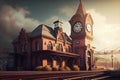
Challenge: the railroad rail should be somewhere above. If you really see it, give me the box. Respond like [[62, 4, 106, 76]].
[[0, 70, 110, 80]]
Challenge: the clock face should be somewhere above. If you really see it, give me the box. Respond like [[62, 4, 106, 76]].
[[86, 24, 92, 32], [73, 22, 82, 33]]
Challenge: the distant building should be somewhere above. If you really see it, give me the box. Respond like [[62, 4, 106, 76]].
[[0, 46, 15, 70], [12, 0, 94, 70]]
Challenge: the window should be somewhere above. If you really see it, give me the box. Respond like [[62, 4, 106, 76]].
[[44, 42, 46, 45], [66, 46, 71, 52], [87, 44, 90, 48], [24, 44, 27, 52], [22, 44, 27, 52], [87, 51, 91, 57], [56, 44, 63, 51], [47, 41, 53, 50], [22, 46, 24, 52]]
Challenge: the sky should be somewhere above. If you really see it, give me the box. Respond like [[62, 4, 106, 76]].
[[0, 0, 120, 51]]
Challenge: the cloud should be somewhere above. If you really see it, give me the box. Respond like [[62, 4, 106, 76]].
[[0, 5, 40, 49], [1, 4, 120, 52], [59, 5, 120, 51], [88, 9, 120, 51], [43, 16, 58, 27], [0, 5, 71, 50], [59, 6, 75, 17]]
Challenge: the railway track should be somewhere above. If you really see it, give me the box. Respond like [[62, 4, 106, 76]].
[[0, 70, 110, 80]]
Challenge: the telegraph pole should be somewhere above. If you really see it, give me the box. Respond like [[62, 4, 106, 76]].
[[111, 54, 113, 68]]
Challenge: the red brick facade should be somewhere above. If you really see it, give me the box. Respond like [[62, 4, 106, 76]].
[[12, 0, 94, 70], [69, 0, 94, 70]]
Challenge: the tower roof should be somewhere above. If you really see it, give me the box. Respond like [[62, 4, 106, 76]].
[[76, 0, 86, 16], [53, 20, 63, 24]]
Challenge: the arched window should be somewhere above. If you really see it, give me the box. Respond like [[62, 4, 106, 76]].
[[87, 51, 91, 70], [22, 44, 27, 52], [22, 45, 24, 52], [56, 44, 63, 51], [35, 41, 39, 51], [87, 51, 91, 57], [66, 46, 71, 52], [47, 41, 53, 50], [24, 44, 27, 52], [68, 46, 71, 52]]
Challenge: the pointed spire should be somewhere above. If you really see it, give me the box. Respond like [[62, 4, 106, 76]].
[[76, 0, 86, 16]]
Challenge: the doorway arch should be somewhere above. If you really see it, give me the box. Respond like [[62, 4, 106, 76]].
[[87, 51, 92, 70]]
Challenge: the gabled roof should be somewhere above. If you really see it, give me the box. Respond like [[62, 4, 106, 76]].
[[13, 23, 72, 44], [64, 33, 72, 43], [29, 24, 55, 39], [29, 24, 71, 43]]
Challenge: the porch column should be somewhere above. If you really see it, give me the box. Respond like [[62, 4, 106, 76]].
[[37, 54, 42, 66], [61, 60, 65, 67], [53, 60, 57, 67], [32, 55, 36, 67], [42, 59, 47, 67]]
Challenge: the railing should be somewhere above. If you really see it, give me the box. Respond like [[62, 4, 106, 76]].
[[0, 70, 110, 80]]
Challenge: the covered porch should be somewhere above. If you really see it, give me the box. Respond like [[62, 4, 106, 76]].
[[31, 50, 80, 70]]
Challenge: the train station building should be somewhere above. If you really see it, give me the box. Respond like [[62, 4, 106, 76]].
[[12, 0, 95, 70]]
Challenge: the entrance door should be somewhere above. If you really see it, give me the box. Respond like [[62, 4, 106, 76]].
[[87, 51, 91, 70]]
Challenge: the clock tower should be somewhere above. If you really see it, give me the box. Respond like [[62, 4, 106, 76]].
[[69, 0, 94, 70]]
